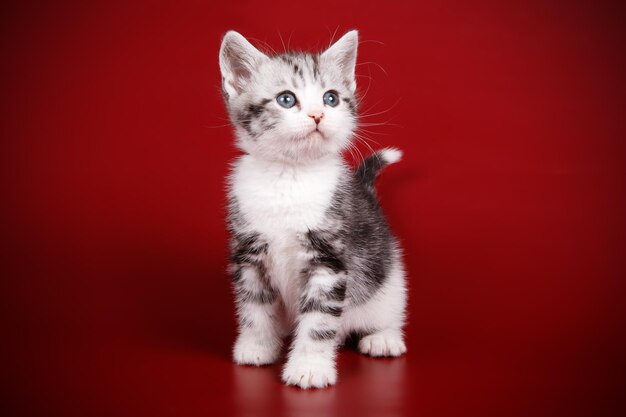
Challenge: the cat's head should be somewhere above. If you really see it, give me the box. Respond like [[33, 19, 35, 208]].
[[219, 30, 358, 163]]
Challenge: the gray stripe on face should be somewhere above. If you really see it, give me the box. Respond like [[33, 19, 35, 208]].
[[293, 63, 304, 81], [342, 97, 357, 115], [237, 98, 272, 138], [311, 54, 320, 80]]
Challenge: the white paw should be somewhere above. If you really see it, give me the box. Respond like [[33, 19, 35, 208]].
[[233, 335, 280, 366], [358, 332, 407, 357], [282, 355, 337, 389]]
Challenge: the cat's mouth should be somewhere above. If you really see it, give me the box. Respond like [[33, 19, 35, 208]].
[[306, 127, 325, 140]]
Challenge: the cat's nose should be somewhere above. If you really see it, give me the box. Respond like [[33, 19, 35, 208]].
[[308, 112, 324, 124]]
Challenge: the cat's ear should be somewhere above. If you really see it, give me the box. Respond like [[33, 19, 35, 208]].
[[219, 31, 268, 98], [321, 30, 358, 92]]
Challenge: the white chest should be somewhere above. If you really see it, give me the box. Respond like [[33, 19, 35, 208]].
[[231, 155, 343, 237], [230, 155, 345, 319]]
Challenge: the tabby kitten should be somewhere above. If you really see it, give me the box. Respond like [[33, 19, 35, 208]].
[[219, 30, 407, 389]]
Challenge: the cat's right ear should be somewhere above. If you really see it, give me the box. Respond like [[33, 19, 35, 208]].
[[219, 31, 267, 99]]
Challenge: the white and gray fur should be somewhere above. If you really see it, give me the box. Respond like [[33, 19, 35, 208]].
[[219, 30, 407, 389]]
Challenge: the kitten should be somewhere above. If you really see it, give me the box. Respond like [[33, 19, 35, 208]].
[[219, 30, 407, 389]]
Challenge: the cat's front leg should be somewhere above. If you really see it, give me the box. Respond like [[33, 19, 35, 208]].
[[231, 259, 283, 366], [282, 264, 347, 389]]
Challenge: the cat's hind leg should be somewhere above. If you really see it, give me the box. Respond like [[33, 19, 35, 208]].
[[341, 258, 408, 357], [358, 328, 407, 357]]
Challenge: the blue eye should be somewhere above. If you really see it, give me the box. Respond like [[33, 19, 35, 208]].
[[323, 90, 339, 107], [276, 91, 297, 108]]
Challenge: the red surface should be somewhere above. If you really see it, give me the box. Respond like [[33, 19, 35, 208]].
[[1, 1, 625, 416]]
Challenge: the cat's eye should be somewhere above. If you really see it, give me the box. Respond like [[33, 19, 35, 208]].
[[276, 91, 297, 108], [323, 90, 339, 107]]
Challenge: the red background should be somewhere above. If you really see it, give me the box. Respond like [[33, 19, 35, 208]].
[[1, 1, 625, 416]]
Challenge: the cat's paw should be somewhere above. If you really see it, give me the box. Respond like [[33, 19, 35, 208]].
[[233, 336, 280, 366], [282, 354, 337, 389], [358, 331, 407, 357]]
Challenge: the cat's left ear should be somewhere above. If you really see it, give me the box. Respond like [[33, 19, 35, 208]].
[[219, 31, 268, 99], [321, 30, 358, 92]]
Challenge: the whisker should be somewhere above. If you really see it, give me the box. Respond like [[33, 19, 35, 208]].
[[353, 132, 380, 153], [355, 74, 375, 81], [358, 99, 401, 118], [358, 39, 385, 46], [249, 37, 276, 55], [357, 127, 390, 137], [349, 141, 366, 168], [354, 129, 385, 150], [328, 25, 340, 48], [287, 30, 294, 50], [356, 61, 388, 77], [358, 98, 385, 115], [277, 31, 286, 53], [357, 120, 400, 127], [344, 142, 358, 165], [357, 64, 374, 104], [203, 123, 232, 129]]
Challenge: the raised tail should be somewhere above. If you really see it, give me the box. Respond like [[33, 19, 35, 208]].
[[355, 147, 403, 193]]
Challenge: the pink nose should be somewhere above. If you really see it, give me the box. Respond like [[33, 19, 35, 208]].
[[308, 113, 323, 124]]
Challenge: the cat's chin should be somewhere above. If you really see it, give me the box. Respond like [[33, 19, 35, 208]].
[[305, 130, 325, 140]]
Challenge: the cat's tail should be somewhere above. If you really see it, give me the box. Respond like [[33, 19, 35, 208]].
[[355, 148, 402, 194]]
